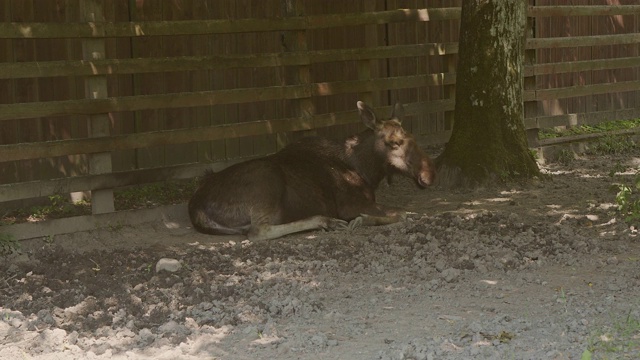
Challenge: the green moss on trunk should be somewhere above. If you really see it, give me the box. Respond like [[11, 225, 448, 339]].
[[438, 0, 541, 187]]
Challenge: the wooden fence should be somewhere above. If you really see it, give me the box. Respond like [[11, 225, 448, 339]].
[[0, 1, 639, 235]]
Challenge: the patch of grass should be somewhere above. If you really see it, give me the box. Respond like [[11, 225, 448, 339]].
[[539, 118, 640, 139], [586, 135, 637, 156], [1, 179, 199, 225], [586, 311, 640, 359], [615, 175, 640, 225], [114, 179, 198, 211], [609, 161, 628, 177], [0, 233, 20, 256], [2, 195, 91, 224], [556, 148, 575, 165]]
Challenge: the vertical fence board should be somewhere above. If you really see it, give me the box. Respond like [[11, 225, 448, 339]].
[[106, 0, 136, 172], [130, 0, 166, 169], [0, 0, 17, 184], [80, 0, 115, 214]]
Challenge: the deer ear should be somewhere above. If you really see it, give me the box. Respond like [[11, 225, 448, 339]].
[[357, 101, 379, 130], [391, 103, 404, 123]]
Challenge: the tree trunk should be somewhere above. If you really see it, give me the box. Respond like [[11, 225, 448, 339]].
[[437, 0, 541, 188]]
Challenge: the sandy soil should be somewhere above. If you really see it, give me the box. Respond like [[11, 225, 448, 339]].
[[1, 150, 640, 360]]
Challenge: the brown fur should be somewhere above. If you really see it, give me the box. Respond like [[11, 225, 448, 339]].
[[188, 101, 436, 241]]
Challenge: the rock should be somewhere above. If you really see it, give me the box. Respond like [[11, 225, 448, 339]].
[[158, 320, 191, 336], [155, 258, 182, 273], [0, 322, 10, 340], [137, 328, 156, 345], [441, 268, 461, 283]]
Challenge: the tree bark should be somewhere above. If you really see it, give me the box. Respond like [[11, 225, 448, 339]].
[[437, 0, 541, 188]]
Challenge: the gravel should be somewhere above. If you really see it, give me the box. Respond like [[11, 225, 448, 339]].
[[1, 151, 640, 359]]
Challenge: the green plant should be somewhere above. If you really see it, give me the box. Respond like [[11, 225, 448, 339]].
[[608, 161, 627, 177], [587, 135, 636, 155], [539, 118, 640, 139], [0, 233, 20, 256], [114, 180, 198, 211], [43, 234, 55, 244], [16, 194, 90, 223], [556, 149, 575, 165], [109, 222, 124, 232], [615, 175, 640, 224], [586, 311, 640, 358]]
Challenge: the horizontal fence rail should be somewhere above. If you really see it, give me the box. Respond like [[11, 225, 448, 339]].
[[0, 8, 463, 39], [0, 43, 460, 79], [1, 3, 639, 237]]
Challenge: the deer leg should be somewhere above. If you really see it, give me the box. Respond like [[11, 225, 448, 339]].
[[345, 204, 407, 230], [248, 216, 348, 241]]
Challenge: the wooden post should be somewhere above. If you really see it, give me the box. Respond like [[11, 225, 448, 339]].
[[357, 1, 378, 107], [80, 0, 114, 214], [524, 3, 539, 147], [280, 0, 314, 147]]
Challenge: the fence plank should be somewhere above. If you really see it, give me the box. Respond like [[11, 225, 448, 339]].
[[0, 8, 462, 39], [532, 80, 640, 101], [1, 1, 640, 215], [80, 0, 114, 214], [527, 33, 640, 49], [529, 5, 640, 17], [525, 108, 640, 130], [0, 100, 455, 162], [0, 158, 253, 202], [0, 43, 460, 79], [0, 74, 455, 121], [538, 127, 640, 147], [525, 56, 640, 76]]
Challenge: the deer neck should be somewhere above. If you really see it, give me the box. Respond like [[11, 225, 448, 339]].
[[344, 131, 387, 189]]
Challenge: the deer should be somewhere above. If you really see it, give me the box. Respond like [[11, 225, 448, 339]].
[[188, 101, 436, 241]]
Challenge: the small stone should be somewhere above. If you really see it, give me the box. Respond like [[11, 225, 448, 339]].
[[441, 268, 461, 283], [155, 258, 182, 273]]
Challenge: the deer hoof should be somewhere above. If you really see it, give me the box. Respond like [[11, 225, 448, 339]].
[[320, 217, 348, 231], [348, 216, 365, 230]]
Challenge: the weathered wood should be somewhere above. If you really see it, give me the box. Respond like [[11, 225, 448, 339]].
[[527, 34, 640, 50], [524, 57, 640, 77], [4, 6, 636, 41], [1, 204, 189, 241], [533, 80, 640, 101], [1, 2, 639, 212], [538, 127, 640, 147], [525, 108, 640, 130], [357, 0, 379, 106], [7, 73, 635, 125], [81, 0, 114, 215], [528, 6, 640, 17], [0, 157, 260, 203], [0, 74, 456, 122], [0, 43, 459, 79], [282, 0, 315, 141], [0, 8, 462, 39], [0, 100, 456, 162]]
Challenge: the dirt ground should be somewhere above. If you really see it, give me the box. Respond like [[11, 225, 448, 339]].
[[1, 149, 640, 360]]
